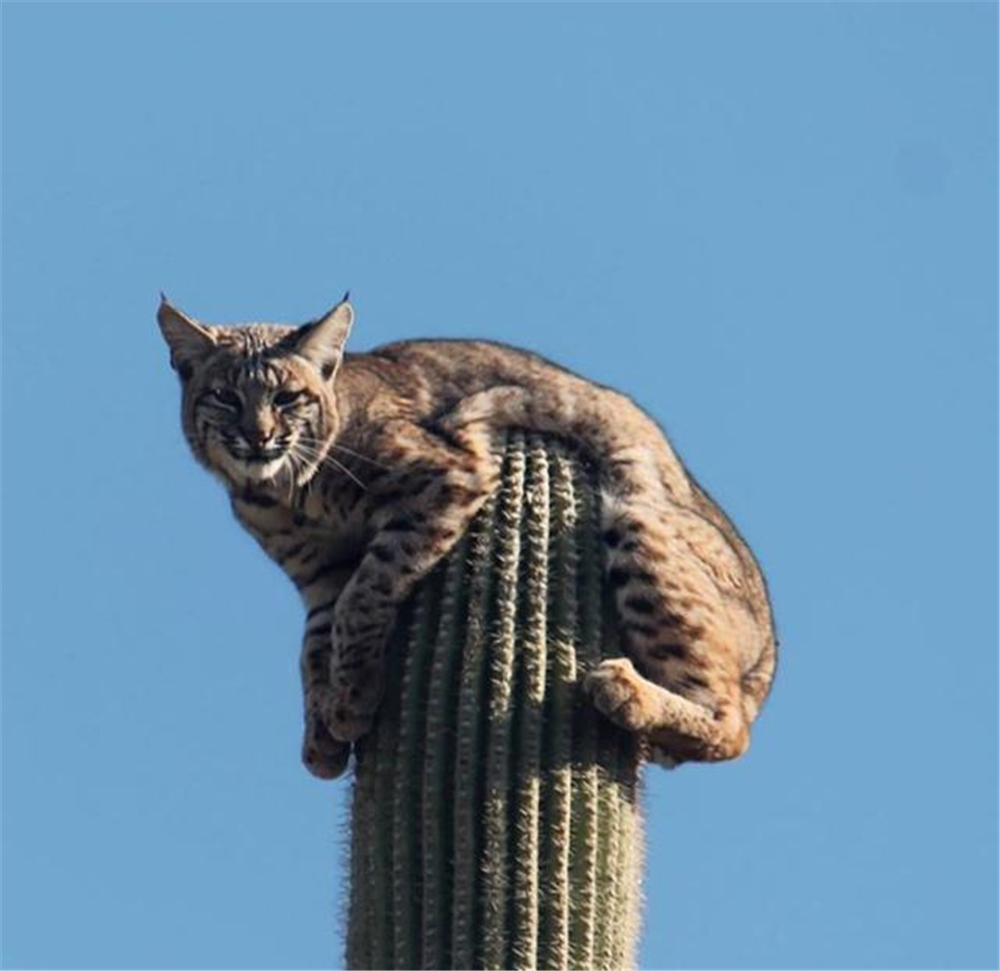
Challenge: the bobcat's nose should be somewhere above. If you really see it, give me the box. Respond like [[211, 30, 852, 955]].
[[242, 416, 277, 452]]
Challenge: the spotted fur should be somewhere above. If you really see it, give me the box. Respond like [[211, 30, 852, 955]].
[[159, 296, 776, 778]]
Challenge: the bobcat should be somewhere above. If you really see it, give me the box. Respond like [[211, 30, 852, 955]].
[[158, 295, 776, 779]]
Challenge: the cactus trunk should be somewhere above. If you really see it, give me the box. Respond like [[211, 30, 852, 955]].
[[346, 432, 645, 971]]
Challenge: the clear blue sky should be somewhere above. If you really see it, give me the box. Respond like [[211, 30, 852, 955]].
[[2, 4, 997, 969]]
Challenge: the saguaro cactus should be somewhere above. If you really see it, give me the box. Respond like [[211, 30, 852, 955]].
[[347, 432, 645, 971]]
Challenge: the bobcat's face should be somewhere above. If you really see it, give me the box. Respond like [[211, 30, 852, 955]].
[[158, 299, 353, 490], [190, 346, 339, 487]]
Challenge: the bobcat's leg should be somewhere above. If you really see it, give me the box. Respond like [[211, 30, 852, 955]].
[[591, 496, 754, 763], [443, 384, 755, 763], [325, 420, 499, 742], [298, 563, 356, 779], [585, 657, 749, 763]]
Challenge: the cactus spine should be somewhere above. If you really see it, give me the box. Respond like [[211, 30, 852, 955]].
[[347, 432, 644, 971]]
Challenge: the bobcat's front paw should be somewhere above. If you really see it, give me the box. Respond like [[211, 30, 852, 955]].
[[327, 638, 386, 742], [302, 712, 351, 780], [326, 701, 375, 743]]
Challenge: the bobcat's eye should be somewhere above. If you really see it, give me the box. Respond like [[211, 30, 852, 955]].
[[273, 389, 304, 408], [210, 387, 241, 408]]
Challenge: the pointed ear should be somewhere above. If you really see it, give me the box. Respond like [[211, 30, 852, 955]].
[[157, 295, 217, 378], [291, 300, 354, 380]]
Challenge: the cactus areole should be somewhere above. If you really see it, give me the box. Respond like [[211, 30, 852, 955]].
[[347, 432, 644, 971]]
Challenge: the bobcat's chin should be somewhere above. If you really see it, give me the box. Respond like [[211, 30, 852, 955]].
[[207, 440, 290, 488], [241, 456, 288, 483]]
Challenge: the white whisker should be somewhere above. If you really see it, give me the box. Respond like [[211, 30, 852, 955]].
[[294, 441, 368, 490], [295, 436, 392, 472], [330, 443, 392, 471]]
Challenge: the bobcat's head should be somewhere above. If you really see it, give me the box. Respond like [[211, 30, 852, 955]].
[[157, 296, 353, 491]]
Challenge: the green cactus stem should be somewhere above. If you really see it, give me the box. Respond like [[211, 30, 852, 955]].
[[346, 431, 644, 971]]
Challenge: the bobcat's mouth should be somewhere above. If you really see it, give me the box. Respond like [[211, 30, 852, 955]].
[[239, 447, 288, 477], [245, 448, 286, 464], [214, 438, 289, 483]]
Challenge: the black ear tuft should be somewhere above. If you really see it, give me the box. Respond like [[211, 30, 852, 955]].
[[290, 300, 354, 381]]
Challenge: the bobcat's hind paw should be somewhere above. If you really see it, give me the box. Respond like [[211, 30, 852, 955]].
[[584, 657, 661, 733]]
